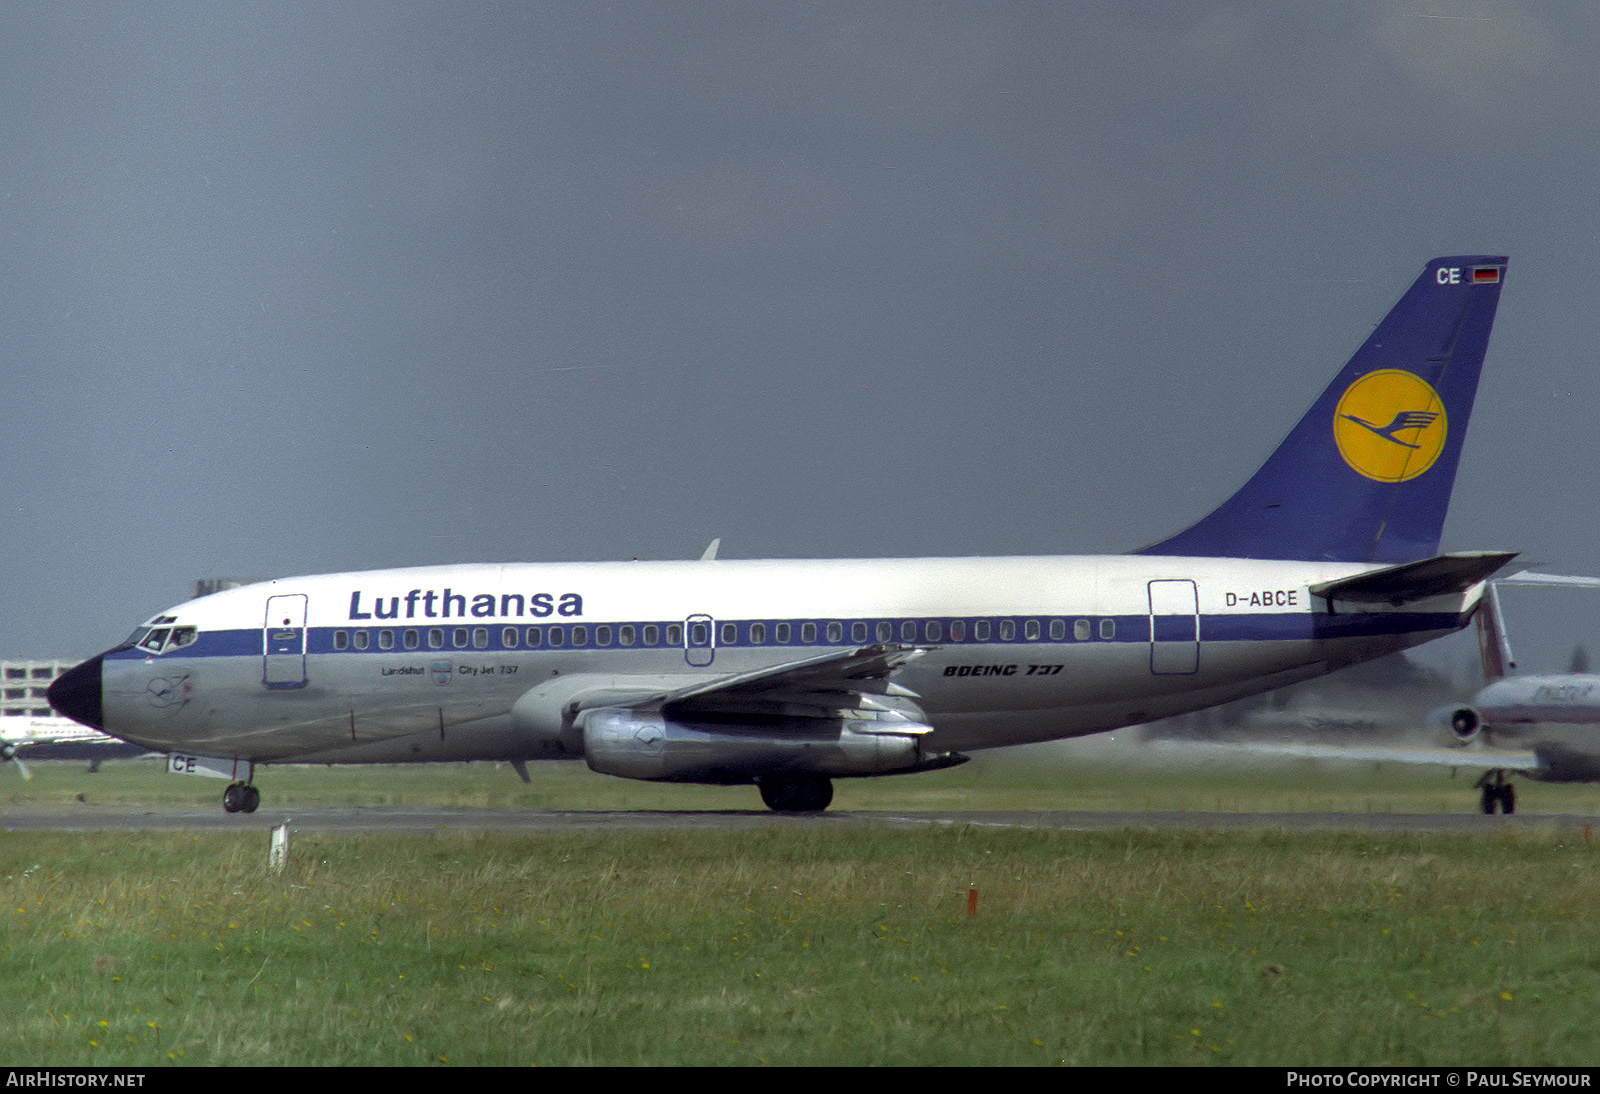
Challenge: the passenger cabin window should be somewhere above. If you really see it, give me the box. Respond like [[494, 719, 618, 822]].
[[721, 623, 737, 645], [404, 629, 419, 649], [1099, 619, 1116, 640], [876, 621, 892, 642], [525, 627, 543, 647], [595, 626, 611, 647], [472, 628, 489, 649], [1074, 619, 1090, 641], [428, 629, 444, 649], [353, 630, 369, 650], [379, 630, 395, 650], [999, 620, 1016, 641], [974, 620, 991, 641], [571, 626, 587, 646], [925, 621, 942, 642], [452, 628, 468, 649], [666, 624, 683, 645], [1049, 620, 1065, 641], [950, 620, 966, 642], [619, 625, 635, 647], [1024, 619, 1040, 641], [801, 622, 817, 643], [502, 627, 519, 648], [334, 631, 349, 651], [827, 622, 843, 643], [851, 622, 867, 643], [775, 622, 791, 643], [749, 622, 765, 644], [901, 621, 916, 642], [642, 625, 659, 646]]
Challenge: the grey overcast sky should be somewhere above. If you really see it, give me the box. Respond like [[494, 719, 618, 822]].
[[5, 3, 1598, 676]]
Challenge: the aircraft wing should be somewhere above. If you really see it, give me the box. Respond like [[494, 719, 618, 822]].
[[650, 644, 934, 731], [1147, 739, 1543, 772], [660, 644, 926, 709]]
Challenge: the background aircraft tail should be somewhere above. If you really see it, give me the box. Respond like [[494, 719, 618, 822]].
[[1475, 582, 1514, 682], [1138, 255, 1507, 562]]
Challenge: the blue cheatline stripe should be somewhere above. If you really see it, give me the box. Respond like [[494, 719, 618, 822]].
[[108, 608, 1465, 663]]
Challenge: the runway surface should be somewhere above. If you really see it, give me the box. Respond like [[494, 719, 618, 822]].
[[5, 804, 1600, 834]]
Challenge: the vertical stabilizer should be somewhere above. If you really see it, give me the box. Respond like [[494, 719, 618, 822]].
[[1476, 582, 1514, 682], [1138, 256, 1507, 562]]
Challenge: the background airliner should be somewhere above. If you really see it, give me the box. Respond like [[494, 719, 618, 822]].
[[1173, 572, 1600, 815], [1433, 572, 1600, 813], [0, 715, 145, 780], [50, 255, 1511, 813]]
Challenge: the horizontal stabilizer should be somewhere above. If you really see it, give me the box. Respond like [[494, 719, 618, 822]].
[[1309, 550, 1518, 608], [1497, 570, 1600, 590]]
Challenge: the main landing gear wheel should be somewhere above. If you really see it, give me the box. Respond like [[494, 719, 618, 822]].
[[1476, 770, 1515, 815], [757, 774, 834, 813], [222, 782, 261, 814]]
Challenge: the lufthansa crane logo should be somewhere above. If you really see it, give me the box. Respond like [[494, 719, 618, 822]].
[[1332, 369, 1447, 482]]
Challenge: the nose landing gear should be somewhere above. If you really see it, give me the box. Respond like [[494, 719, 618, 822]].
[[223, 782, 261, 814]]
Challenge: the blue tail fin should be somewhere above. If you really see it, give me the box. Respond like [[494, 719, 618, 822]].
[[1137, 255, 1507, 563]]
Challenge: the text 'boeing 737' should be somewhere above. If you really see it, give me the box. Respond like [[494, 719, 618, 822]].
[[50, 255, 1514, 813]]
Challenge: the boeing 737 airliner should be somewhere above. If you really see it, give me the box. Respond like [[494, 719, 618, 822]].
[[50, 255, 1512, 813]]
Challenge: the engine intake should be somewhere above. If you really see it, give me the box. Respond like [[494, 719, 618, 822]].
[[1449, 706, 1481, 742]]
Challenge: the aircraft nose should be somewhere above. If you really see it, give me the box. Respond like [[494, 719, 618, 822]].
[[48, 655, 104, 730]]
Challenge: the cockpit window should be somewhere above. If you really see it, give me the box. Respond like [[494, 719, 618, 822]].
[[127, 624, 200, 655]]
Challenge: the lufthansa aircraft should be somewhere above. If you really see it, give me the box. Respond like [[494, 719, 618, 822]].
[[49, 255, 1512, 814]]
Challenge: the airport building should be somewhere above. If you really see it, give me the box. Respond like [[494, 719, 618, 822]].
[[3, 660, 74, 719]]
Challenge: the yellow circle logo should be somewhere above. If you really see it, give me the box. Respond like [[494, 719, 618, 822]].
[[1332, 370, 1447, 483]]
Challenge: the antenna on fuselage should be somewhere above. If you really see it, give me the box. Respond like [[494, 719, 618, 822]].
[[699, 538, 721, 561]]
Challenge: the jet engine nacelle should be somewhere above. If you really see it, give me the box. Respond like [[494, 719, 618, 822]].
[[509, 673, 696, 754], [579, 707, 930, 783], [1448, 706, 1482, 743]]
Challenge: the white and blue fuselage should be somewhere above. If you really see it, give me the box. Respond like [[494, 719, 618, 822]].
[[97, 554, 1468, 763], [48, 254, 1514, 811]]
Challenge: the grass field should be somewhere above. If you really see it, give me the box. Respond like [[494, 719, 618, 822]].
[[11, 735, 1600, 815], [5, 749, 1600, 1066]]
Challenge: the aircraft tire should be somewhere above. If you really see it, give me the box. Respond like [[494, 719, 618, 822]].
[[223, 784, 245, 814], [243, 786, 261, 814], [758, 774, 834, 813], [1500, 784, 1516, 815]]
